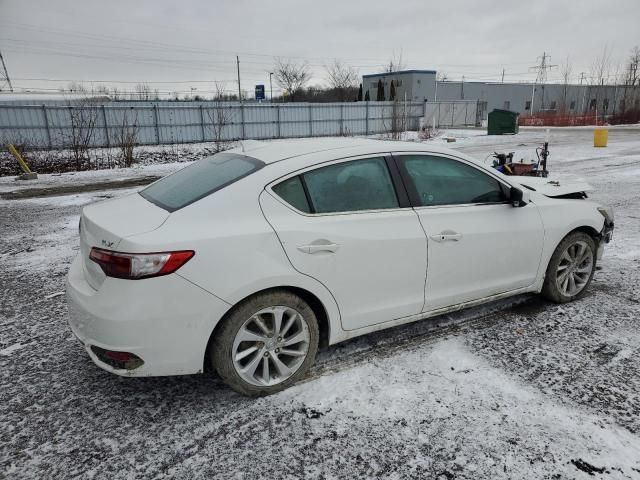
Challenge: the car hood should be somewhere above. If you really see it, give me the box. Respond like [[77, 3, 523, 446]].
[[512, 176, 594, 198]]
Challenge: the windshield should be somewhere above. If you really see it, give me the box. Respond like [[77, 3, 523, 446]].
[[140, 152, 264, 212]]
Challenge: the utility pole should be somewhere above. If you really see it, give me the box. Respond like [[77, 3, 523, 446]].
[[501, 68, 505, 83], [529, 52, 557, 114], [0, 50, 13, 92], [236, 55, 242, 102], [269, 72, 273, 103], [579, 72, 587, 114], [461, 75, 465, 100]]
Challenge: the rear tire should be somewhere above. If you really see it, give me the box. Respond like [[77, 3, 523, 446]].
[[211, 290, 319, 396], [542, 231, 597, 303]]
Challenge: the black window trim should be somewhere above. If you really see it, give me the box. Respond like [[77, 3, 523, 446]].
[[266, 153, 411, 216], [392, 152, 513, 209], [298, 174, 316, 214], [140, 153, 265, 212], [385, 155, 412, 208]]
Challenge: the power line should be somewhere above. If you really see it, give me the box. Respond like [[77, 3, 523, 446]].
[[12, 77, 241, 84], [5, 85, 283, 96], [1, 20, 538, 69], [0, 23, 550, 76]]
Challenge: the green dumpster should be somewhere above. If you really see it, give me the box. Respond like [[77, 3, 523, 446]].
[[487, 109, 519, 135]]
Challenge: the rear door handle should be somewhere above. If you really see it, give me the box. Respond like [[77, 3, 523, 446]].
[[429, 232, 462, 242], [297, 243, 340, 254]]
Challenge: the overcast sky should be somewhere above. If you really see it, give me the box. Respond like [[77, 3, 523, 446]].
[[1, 0, 639, 97]]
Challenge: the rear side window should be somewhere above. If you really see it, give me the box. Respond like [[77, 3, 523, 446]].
[[272, 157, 399, 214], [303, 157, 398, 213], [140, 152, 264, 211], [400, 155, 507, 206], [290, 157, 398, 213], [272, 176, 311, 213]]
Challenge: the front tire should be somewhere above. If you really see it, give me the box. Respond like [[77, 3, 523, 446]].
[[211, 290, 319, 396], [542, 231, 597, 303]]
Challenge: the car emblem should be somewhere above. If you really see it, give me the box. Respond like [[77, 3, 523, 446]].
[[101, 239, 114, 248]]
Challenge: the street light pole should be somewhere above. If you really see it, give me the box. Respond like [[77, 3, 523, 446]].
[[269, 72, 273, 103]]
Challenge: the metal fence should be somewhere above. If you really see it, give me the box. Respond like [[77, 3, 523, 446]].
[[0, 100, 482, 149], [423, 100, 485, 128]]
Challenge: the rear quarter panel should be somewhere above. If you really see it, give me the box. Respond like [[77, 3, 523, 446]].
[[119, 174, 342, 343]]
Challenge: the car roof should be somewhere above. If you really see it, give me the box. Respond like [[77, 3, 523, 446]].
[[227, 137, 462, 165]]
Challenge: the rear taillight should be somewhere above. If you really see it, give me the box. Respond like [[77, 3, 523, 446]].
[[89, 248, 194, 280]]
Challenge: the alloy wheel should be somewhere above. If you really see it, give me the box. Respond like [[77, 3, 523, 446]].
[[231, 306, 310, 387], [556, 240, 593, 297]]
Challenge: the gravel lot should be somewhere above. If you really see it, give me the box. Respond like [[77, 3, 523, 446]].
[[1, 128, 639, 479]]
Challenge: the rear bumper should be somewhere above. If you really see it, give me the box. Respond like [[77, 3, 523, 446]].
[[66, 255, 231, 377]]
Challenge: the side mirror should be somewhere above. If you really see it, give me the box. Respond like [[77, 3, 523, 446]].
[[510, 186, 529, 207]]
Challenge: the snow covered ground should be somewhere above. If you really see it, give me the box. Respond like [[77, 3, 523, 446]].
[[1, 127, 640, 479]]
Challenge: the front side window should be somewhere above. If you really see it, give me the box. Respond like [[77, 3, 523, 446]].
[[399, 155, 507, 207], [140, 152, 263, 211], [276, 157, 399, 214]]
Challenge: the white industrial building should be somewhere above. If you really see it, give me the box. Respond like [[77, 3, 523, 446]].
[[363, 70, 639, 116]]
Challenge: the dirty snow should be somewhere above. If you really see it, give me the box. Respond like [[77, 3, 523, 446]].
[[1, 127, 640, 479]]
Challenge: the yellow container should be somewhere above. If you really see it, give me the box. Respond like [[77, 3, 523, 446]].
[[594, 128, 608, 147]]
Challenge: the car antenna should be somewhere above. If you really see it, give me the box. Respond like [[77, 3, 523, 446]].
[[239, 140, 264, 153]]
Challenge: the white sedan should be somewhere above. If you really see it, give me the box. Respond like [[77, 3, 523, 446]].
[[66, 138, 614, 395]]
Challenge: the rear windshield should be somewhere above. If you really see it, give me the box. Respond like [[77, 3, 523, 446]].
[[140, 152, 264, 211]]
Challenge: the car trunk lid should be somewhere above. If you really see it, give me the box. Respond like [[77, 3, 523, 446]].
[[80, 193, 170, 289]]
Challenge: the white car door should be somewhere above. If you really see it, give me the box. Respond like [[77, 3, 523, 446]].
[[260, 155, 427, 331], [394, 153, 545, 311]]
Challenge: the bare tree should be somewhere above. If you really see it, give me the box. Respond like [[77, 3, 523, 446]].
[[379, 51, 408, 139], [325, 59, 359, 101], [68, 106, 98, 169], [385, 50, 406, 73], [621, 46, 640, 113], [273, 58, 310, 102], [206, 82, 233, 152], [628, 46, 640, 85], [110, 87, 122, 100], [134, 83, 153, 101], [589, 46, 612, 114], [66, 81, 86, 94], [381, 86, 407, 141], [436, 72, 449, 82], [560, 56, 573, 112], [61, 84, 99, 170], [114, 109, 139, 167]]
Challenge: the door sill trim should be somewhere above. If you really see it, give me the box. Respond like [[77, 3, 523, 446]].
[[332, 285, 537, 343]]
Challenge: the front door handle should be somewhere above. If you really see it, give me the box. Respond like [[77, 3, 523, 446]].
[[297, 242, 340, 254], [430, 231, 462, 242]]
